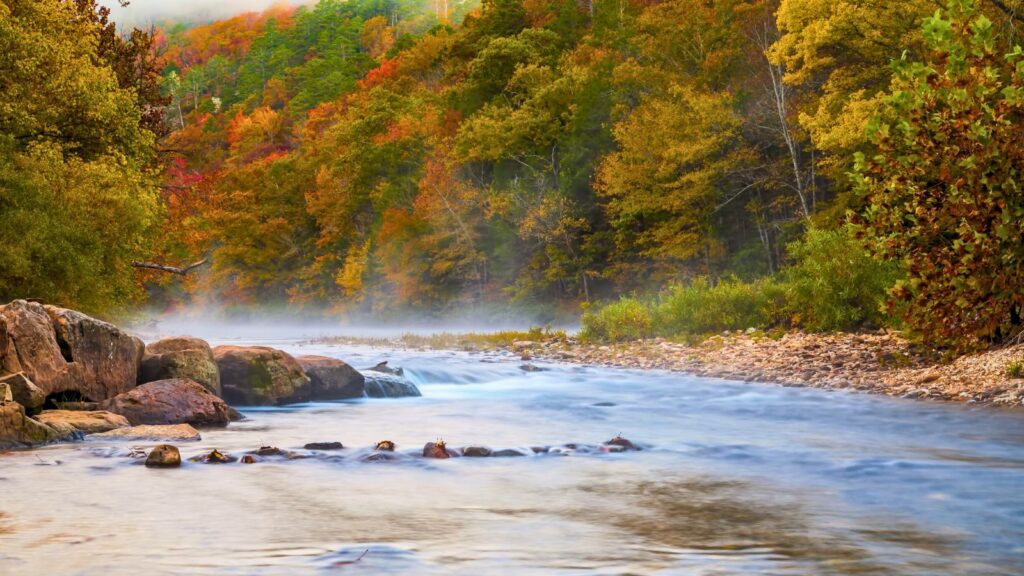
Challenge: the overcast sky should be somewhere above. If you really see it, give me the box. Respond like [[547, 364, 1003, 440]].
[[103, 0, 309, 28]]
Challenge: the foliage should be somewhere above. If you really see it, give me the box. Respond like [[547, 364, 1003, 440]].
[[0, 0, 160, 313], [651, 277, 787, 337], [579, 297, 653, 343], [853, 0, 1024, 351], [580, 228, 902, 342], [1007, 359, 1024, 379], [782, 228, 901, 331]]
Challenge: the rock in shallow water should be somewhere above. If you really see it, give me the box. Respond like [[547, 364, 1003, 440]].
[[191, 449, 235, 464], [100, 378, 237, 427], [296, 355, 365, 400], [92, 424, 201, 442], [145, 444, 181, 468], [304, 441, 344, 450], [140, 337, 221, 396], [213, 346, 311, 406], [0, 401, 64, 448], [362, 371, 421, 398], [35, 410, 129, 435], [461, 446, 492, 457]]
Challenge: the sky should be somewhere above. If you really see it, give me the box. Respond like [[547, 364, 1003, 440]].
[[102, 0, 309, 28]]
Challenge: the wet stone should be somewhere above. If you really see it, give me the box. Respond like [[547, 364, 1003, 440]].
[[461, 446, 492, 457], [191, 449, 235, 464], [145, 445, 181, 468], [304, 442, 344, 450]]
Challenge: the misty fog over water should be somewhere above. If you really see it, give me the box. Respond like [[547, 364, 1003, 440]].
[[103, 0, 311, 27]]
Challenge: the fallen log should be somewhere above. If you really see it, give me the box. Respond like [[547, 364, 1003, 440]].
[[131, 258, 209, 276]]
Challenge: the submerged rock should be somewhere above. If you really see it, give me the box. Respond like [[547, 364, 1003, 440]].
[[422, 441, 455, 459], [92, 424, 201, 442], [240, 455, 257, 464], [213, 346, 311, 406], [140, 337, 220, 396], [0, 372, 45, 414], [519, 364, 546, 372], [361, 451, 404, 462], [367, 361, 403, 376], [492, 449, 528, 457], [461, 446, 492, 457], [145, 444, 181, 468], [296, 355, 365, 400], [35, 410, 129, 435], [603, 436, 641, 451], [191, 449, 235, 464], [304, 441, 344, 450], [362, 371, 421, 398], [100, 378, 237, 427], [0, 400, 63, 448]]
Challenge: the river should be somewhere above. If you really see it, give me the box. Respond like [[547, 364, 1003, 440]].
[[1, 337, 1023, 575]]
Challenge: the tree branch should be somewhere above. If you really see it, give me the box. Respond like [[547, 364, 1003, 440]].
[[131, 258, 209, 275], [989, 0, 1024, 24]]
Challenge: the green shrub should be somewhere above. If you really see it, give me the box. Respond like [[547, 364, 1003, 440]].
[[1007, 360, 1024, 379], [783, 228, 902, 332], [580, 297, 653, 342], [651, 277, 787, 336]]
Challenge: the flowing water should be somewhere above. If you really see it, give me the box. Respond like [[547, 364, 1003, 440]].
[[1, 337, 1023, 575]]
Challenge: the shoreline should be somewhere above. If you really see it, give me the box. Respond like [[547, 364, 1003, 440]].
[[317, 331, 1024, 409]]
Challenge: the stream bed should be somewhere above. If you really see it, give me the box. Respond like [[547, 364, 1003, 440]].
[[1, 338, 1023, 575]]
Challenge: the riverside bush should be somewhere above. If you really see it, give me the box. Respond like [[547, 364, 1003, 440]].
[[579, 298, 653, 342], [783, 228, 901, 332], [652, 277, 787, 336], [580, 229, 901, 343]]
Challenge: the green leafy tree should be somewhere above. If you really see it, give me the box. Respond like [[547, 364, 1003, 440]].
[[854, 0, 1024, 350], [0, 0, 160, 312]]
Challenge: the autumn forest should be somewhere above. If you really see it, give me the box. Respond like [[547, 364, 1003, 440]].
[[3, 0, 1024, 351]]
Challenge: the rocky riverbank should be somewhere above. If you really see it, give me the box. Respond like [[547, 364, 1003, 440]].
[[325, 330, 1024, 408], [0, 299, 421, 450], [507, 332, 1024, 408]]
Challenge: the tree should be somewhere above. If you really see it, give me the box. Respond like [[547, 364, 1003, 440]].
[[0, 0, 160, 312], [854, 0, 1024, 350], [597, 86, 751, 280]]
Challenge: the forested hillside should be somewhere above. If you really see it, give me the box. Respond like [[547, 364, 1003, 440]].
[[3, 0, 1024, 349]]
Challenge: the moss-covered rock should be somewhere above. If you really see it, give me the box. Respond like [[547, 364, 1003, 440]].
[[213, 346, 311, 406]]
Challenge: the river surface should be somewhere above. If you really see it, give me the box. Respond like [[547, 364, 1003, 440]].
[[2, 337, 1024, 575]]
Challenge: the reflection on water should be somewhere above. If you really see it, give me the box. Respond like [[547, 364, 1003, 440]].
[[0, 341, 1023, 575]]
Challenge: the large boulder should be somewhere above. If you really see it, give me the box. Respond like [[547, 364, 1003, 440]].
[[0, 301, 143, 402], [45, 305, 144, 400], [362, 370, 421, 398], [140, 337, 220, 395], [213, 346, 311, 406], [100, 378, 237, 427], [0, 300, 84, 398], [296, 355, 365, 400], [0, 372, 46, 414], [0, 400, 63, 449], [34, 410, 129, 435]]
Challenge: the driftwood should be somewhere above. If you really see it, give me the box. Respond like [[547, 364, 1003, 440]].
[[131, 258, 209, 276]]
